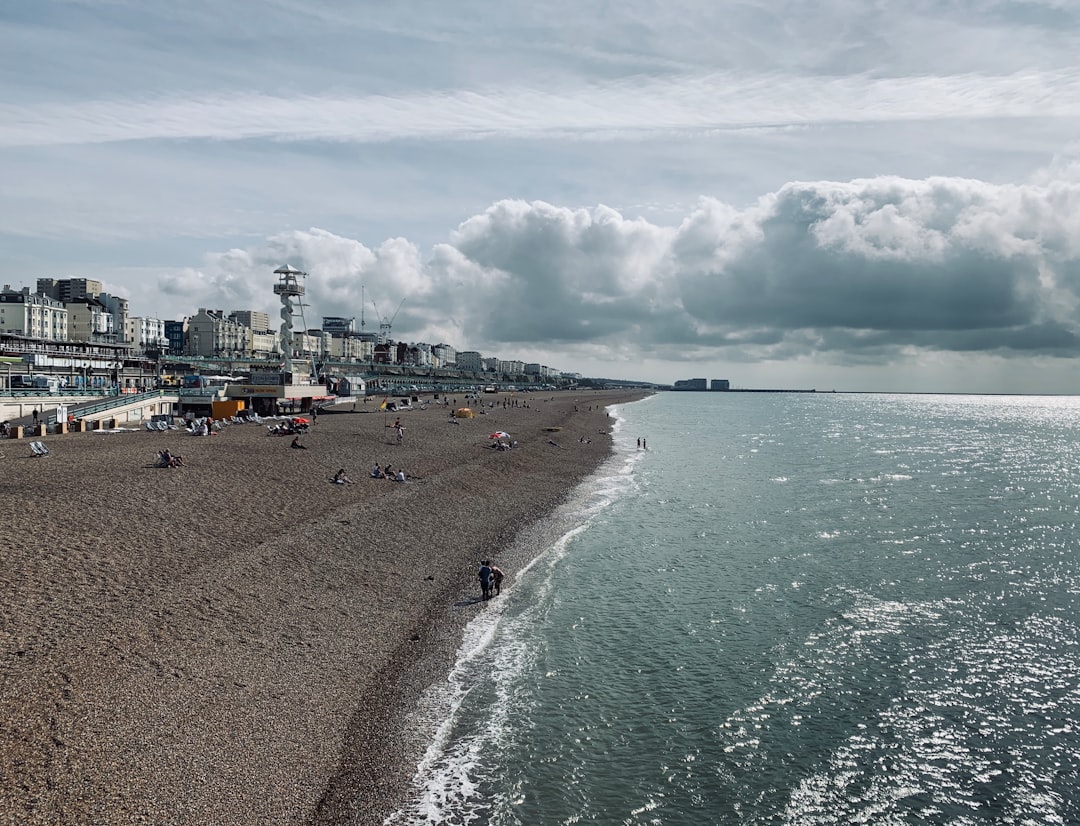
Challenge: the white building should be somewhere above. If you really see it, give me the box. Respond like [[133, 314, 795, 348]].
[[456, 350, 483, 371], [98, 293, 129, 343], [125, 316, 169, 352], [251, 329, 279, 358], [407, 343, 435, 368], [0, 286, 68, 339], [433, 343, 456, 368], [500, 359, 525, 376], [525, 363, 557, 378]]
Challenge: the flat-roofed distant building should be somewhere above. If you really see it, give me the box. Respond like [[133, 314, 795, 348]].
[[673, 378, 708, 390], [501, 359, 525, 376], [0, 286, 68, 339], [525, 363, 557, 378], [327, 334, 368, 361], [97, 293, 129, 343], [711, 379, 730, 391], [322, 316, 355, 335], [126, 316, 169, 352], [37, 278, 102, 303], [433, 343, 456, 368], [406, 343, 435, 368], [290, 330, 325, 360], [164, 320, 186, 354], [231, 310, 272, 334], [456, 350, 483, 371], [251, 329, 279, 358]]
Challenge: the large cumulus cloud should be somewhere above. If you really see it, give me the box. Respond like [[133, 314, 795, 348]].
[[157, 173, 1080, 367]]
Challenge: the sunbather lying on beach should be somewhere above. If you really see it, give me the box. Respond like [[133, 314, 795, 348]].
[[333, 468, 353, 484]]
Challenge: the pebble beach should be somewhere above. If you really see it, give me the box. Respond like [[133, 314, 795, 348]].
[[0, 389, 647, 826]]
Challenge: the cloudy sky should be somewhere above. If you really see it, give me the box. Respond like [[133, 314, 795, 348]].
[[3, 1, 1080, 392]]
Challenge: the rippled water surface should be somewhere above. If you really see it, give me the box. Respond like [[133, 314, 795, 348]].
[[388, 393, 1080, 825]]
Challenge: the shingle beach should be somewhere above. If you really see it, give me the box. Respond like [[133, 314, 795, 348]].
[[0, 389, 648, 825]]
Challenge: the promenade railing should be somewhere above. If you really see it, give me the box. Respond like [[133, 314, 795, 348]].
[[45, 390, 176, 425]]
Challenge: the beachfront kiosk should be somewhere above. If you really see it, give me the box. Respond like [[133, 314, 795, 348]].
[[226, 370, 330, 415]]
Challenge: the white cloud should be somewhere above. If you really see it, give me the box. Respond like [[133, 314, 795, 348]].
[[2, 69, 1079, 149], [146, 174, 1080, 384]]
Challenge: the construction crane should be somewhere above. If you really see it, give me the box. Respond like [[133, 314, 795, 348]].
[[371, 296, 406, 344]]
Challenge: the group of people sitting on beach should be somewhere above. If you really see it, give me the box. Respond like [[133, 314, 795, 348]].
[[268, 419, 309, 437], [155, 449, 186, 468], [370, 462, 408, 482], [478, 560, 505, 600]]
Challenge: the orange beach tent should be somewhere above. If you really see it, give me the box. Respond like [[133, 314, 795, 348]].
[[454, 407, 475, 419]]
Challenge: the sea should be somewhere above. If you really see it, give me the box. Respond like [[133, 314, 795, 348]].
[[385, 391, 1080, 825]]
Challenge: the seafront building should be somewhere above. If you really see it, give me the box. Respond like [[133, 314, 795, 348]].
[[64, 297, 116, 343], [456, 350, 483, 372], [671, 378, 731, 390], [1, 275, 567, 397], [36, 278, 102, 304], [125, 317, 169, 352], [0, 287, 68, 340]]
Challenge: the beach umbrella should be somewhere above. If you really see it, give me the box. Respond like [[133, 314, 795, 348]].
[[489, 431, 510, 439]]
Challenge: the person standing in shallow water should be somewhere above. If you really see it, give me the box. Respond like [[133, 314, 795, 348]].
[[478, 560, 493, 600]]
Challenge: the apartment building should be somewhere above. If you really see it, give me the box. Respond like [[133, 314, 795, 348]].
[[0, 286, 68, 339]]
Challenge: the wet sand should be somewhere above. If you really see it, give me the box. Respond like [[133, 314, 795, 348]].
[[0, 389, 648, 825]]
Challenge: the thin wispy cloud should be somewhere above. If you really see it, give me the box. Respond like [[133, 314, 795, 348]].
[[2, 69, 1078, 148]]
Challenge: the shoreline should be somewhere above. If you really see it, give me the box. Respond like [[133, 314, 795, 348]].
[[0, 389, 649, 825]]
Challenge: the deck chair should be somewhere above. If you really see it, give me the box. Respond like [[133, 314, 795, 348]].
[[145, 422, 157, 431], [30, 441, 49, 457], [156, 421, 169, 431]]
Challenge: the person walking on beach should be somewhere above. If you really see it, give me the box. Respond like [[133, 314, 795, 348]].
[[490, 564, 505, 596], [478, 560, 493, 601]]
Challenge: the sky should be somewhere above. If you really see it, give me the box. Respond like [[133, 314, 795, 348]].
[[3, 1, 1080, 392]]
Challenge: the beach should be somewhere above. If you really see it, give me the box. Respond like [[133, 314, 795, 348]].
[[0, 389, 646, 825]]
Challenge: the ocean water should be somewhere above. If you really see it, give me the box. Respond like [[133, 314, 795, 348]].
[[386, 392, 1080, 825]]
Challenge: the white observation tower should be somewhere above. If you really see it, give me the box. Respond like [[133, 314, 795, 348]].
[[273, 264, 307, 376]]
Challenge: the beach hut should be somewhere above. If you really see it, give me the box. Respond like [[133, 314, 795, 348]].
[[454, 407, 475, 419]]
